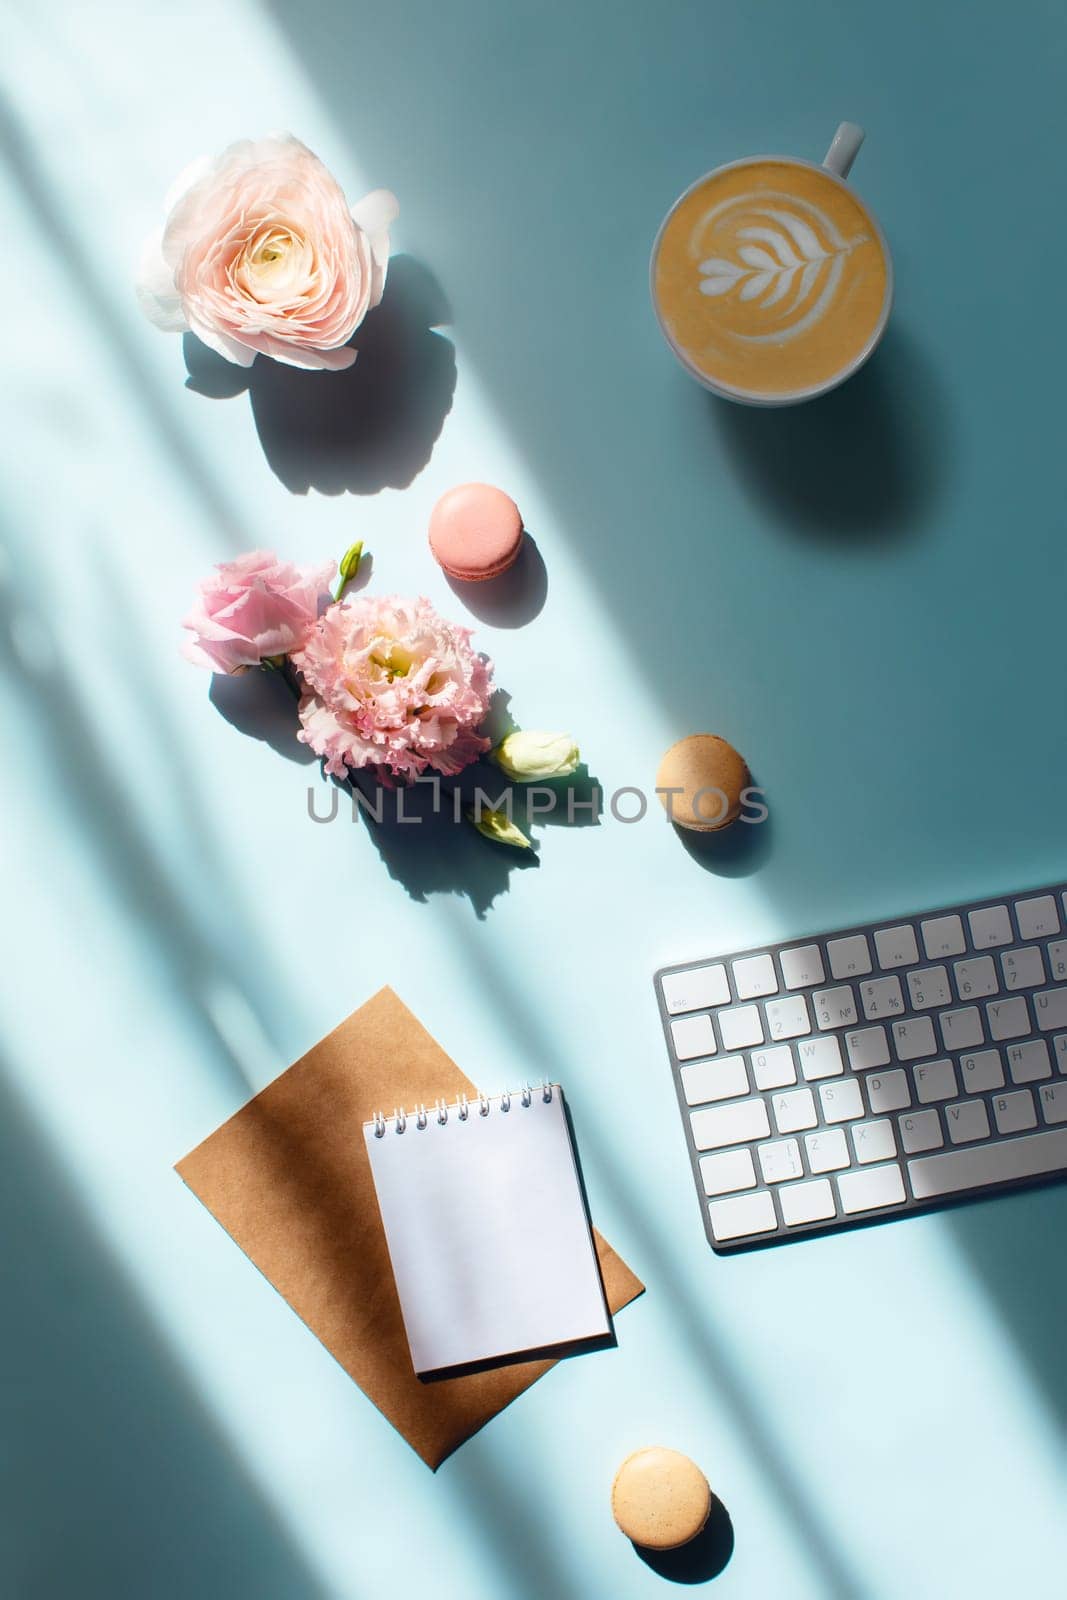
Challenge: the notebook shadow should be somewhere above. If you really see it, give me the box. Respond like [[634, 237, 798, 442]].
[[633, 1495, 735, 1585], [0, 1062, 329, 1600], [711, 325, 950, 544], [183, 254, 456, 495]]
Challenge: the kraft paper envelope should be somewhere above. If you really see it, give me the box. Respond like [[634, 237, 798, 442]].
[[176, 987, 644, 1467]]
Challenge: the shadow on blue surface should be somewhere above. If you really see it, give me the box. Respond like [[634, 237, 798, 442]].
[[443, 532, 549, 628], [945, 1184, 1067, 1433], [0, 95, 248, 555], [183, 255, 456, 495], [709, 325, 949, 544], [0, 1062, 329, 1600], [672, 806, 774, 879], [633, 1494, 735, 1584]]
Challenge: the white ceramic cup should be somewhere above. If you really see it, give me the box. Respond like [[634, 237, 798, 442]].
[[650, 123, 894, 406]]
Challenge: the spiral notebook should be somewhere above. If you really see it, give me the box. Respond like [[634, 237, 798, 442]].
[[365, 1085, 612, 1376]]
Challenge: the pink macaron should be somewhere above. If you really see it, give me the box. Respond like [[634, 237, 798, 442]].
[[428, 483, 524, 582]]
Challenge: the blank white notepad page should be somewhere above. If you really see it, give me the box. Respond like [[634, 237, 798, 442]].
[[364, 1089, 611, 1375]]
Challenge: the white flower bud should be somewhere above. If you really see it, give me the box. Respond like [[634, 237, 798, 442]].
[[490, 730, 580, 782], [465, 806, 532, 849]]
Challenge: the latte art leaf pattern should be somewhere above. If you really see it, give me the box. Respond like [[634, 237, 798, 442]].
[[696, 198, 868, 343]]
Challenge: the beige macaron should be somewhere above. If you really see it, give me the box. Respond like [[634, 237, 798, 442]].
[[656, 733, 750, 831], [611, 1447, 712, 1550]]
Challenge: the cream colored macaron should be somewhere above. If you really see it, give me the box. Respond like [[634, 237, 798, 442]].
[[656, 733, 750, 832], [611, 1447, 712, 1550]]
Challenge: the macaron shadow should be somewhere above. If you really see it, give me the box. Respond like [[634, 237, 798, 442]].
[[443, 533, 548, 627], [632, 1496, 735, 1584], [672, 803, 774, 879]]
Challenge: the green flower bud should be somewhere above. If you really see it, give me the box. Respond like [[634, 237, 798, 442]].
[[334, 540, 365, 600], [490, 730, 580, 782], [465, 805, 532, 849]]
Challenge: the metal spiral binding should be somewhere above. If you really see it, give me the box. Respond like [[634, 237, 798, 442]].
[[372, 1082, 555, 1133]]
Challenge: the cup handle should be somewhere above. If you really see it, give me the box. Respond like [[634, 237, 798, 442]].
[[823, 122, 865, 180]]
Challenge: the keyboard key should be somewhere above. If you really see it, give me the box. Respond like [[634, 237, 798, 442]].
[[733, 954, 777, 1000], [1039, 1082, 1067, 1124], [820, 1078, 864, 1123], [1016, 894, 1059, 941], [921, 915, 966, 959], [1001, 946, 1045, 990], [954, 955, 998, 1000], [1034, 988, 1067, 1032], [946, 1099, 991, 1144], [838, 1164, 907, 1214], [772, 1088, 818, 1133], [708, 1191, 778, 1242], [959, 1049, 1004, 1092], [795, 1035, 843, 1081], [899, 1109, 944, 1153], [860, 976, 904, 1021], [1006, 1039, 1051, 1084], [780, 944, 825, 989], [892, 1017, 937, 1062], [940, 1007, 984, 1051], [909, 1126, 1067, 1198], [846, 1026, 890, 1072], [691, 1098, 771, 1150], [662, 964, 731, 1014], [681, 1055, 749, 1105], [968, 904, 1013, 949], [914, 1058, 957, 1103], [987, 997, 1030, 1041], [993, 1090, 1037, 1135], [1047, 942, 1067, 982], [828, 935, 872, 979], [671, 1014, 716, 1060], [853, 1118, 897, 1164], [699, 1148, 757, 1195], [907, 966, 951, 1010], [765, 994, 810, 1041], [750, 1046, 796, 1090], [757, 1138, 803, 1184], [779, 1178, 836, 1227], [806, 1128, 850, 1172], [1054, 1034, 1067, 1074], [813, 986, 858, 1030], [718, 1005, 764, 1051], [866, 1069, 910, 1114], [874, 924, 919, 969]]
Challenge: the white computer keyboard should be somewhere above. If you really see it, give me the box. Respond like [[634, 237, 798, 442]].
[[654, 882, 1067, 1251]]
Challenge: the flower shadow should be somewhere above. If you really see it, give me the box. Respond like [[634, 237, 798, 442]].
[[183, 254, 456, 495]]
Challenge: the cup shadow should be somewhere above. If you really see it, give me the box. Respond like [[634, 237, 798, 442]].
[[711, 325, 951, 544], [183, 254, 456, 495], [632, 1496, 735, 1585]]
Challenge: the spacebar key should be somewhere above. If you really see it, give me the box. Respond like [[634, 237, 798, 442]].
[[908, 1128, 1067, 1199]]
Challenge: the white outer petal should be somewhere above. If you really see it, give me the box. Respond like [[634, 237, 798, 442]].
[[135, 227, 189, 331], [187, 315, 258, 367], [163, 153, 216, 215], [351, 188, 398, 307]]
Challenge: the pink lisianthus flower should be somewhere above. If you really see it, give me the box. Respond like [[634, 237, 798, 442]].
[[183, 550, 335, 673], [137, 134, 397, 371], [293, 594, 493, 780]]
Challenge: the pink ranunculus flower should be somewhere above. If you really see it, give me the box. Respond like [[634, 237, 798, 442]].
[[137, 134, 397, 372], [293, 594, 493, 780], [183, 550, 335, 673]]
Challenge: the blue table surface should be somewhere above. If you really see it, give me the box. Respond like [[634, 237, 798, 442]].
[[3, 3, 1066, 1596]]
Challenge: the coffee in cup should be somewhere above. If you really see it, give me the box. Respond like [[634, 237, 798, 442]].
[[651, 124, 892, 405]]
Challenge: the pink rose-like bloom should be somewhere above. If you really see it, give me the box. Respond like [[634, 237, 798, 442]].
[[183, 550, 335, 673], [293, 594, 493, 780], [138, 134, 397, 371]]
